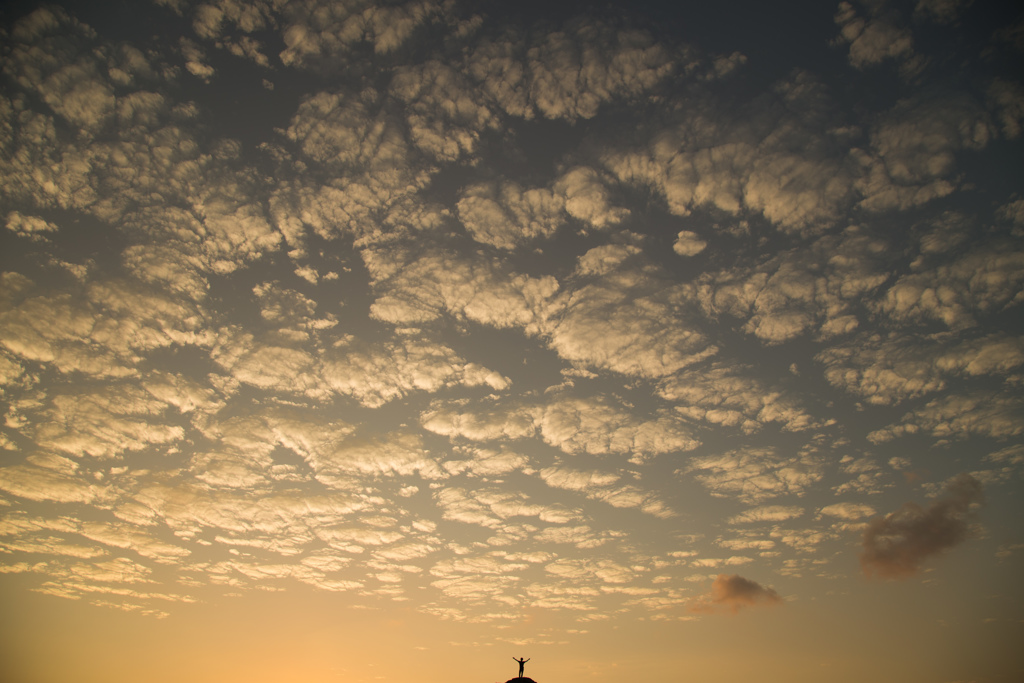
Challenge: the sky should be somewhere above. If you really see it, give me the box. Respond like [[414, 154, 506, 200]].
[[1, 0, 1023, 682]]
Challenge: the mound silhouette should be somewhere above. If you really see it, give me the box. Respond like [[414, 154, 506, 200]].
[[506, 678, 537, 683]]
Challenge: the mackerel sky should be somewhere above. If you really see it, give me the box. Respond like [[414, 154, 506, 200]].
[[1, 1, 1023, 682]]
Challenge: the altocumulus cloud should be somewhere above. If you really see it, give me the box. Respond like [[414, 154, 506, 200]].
[[0, 0, 1022, 663]]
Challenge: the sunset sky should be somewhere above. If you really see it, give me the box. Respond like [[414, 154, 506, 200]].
[[1, 0, 1023, 681]]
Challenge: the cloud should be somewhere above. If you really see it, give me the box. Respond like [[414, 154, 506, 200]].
[[465, 19, 676, 122], [308, 431, 445, 484], [422, 394, 699, 462], [998, 197, 1024, 230], [818, 332, 1024, 405], [180, 38, 214, 81], [0, 536, 106, 559], [211, 328, 327, 399], [689, 573, 782, 613], [5, 211, 59, 241], [77, 521, 191, 562], [30, 386, 185, 460], [456, 180, 565, 249], [659, 363, 815, 432], [554, 166, 630, 229], [3, 8, 116, 134], [693, 226, 890, 343], [122, 243, 210, 302], [0, 461, 109, 504], [539, 466, 673, 518], [322, 337, 509, 408], [727, 505, 805, 524], [528, 22, 674, 120], [537, 396, 699, 461], [705, 51, 747, 80], [365, 238, 715, 383], [868, 391, 1024, 443], [819, 502, 876, 521], [833, 456, 886, 495], [429, 574, 520, 603], [861, 473, 984, 578], [0, 273, 213, 380], [191, 0, 274, 40], [278, 0, 447, 66], [603, 70, 857, 233], [391, 60, 499, 162], [547, 244, 716, 377], [131, 479, 369, 549], [687, 447, 824, 504], [365, 244, 559, 331], [0, 8, 222, 228], [252, 281, 329, 330], [191, 179, 282, 270], [524, 581, 600, 611], [716, 537, 775, 551], [285, 88, 415, 173], [545, 557, 634, 584], [532, 525, 616, 549], [181, 1, 274, 71], [433, 486, 579, 529], [672, 230, 707, 256], [986, 444, 1024, 472], [873, 244, 1024, 329], [914, 0, 973, 25], [770, 527, 833, 553], [420, 400, 540, 443], [269, 177, 440, 252], [855, 95, 994, 212], [431, 552, 528, 580], [988, 78, 1024, 140], [537, 467, 617, 491], [207, 555, 363, 593], [190, 448, 276, 490], [141, 372, 223, 416], [443, 447, 529, 478], [833, 1, 915, 70]]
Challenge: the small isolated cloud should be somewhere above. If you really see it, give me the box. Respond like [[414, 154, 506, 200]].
[[728, 505, 804, 524], [820, 502, 876, 521], [6, 211, 59, 241], [673, 230, 707, 256], [861, 473, 984, 579], [690, 573, 782, 614]]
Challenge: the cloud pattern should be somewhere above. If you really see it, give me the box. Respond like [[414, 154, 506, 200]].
[[0, 0, 1021, 634]]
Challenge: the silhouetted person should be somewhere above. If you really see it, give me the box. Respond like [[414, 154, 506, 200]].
[[513, 656, 530, 678]]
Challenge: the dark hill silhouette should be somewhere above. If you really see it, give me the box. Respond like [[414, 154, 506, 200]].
[[505, 678, 537, 683]]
